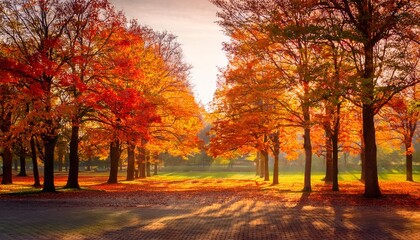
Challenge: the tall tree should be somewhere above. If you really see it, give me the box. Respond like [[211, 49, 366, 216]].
[[62, 0, 125, 189], [212, 0, 323, 191], [0, 0, 76, 192], [379, 86, 419, 181], [324, 0, 419, 197]]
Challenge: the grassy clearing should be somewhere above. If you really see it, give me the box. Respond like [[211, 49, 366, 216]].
[[156, 170, 419, 183], [0, 170, 419, 197]]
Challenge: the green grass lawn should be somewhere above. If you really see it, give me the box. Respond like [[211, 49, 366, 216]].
[[156, 170, 419, 183]]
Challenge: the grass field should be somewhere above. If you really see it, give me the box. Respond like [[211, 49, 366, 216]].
[[155, 170, 420, 183], [1, 170, 419, 199]]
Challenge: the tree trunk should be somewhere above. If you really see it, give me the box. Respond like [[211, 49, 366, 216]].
[[362, 105, 381, 197], [302, 100, 313, 192], [138, 146, 146, 179], [405, 143, 413, 181], [17, 155, 27, 177], [332, 131, 339, 191], [14, 158, 18, 171], [303, 126, 312, 192], [259, 151, 264, 178], [146, 151, 151, 177], [146, 162, 151, 177], [255, 151, 260, 176], [262, 150, 269, 181], [126, 143, 135, 181], [324, 125, 333, 183], [332, 104, 341, 191], [154, 162, 158, 175], [1, 147, 13, 184], [1, 112, 12, 184], [272, 133, 280, 185], [107, 139, 120, 184], [57, 147, 64, 172], [42, 135, 58, 192], [30, 136, 41, 187], [360, 130, 366, 182], [361, 41, 381, 198], [66, 124, 80, 189]]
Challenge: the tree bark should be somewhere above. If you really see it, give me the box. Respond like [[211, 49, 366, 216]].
[[1, 112, 12, 184], [324, 124, 333, 183], [17, 155, 27, 177], [107, 139, 120, 184], [1, 147, 13, 184], [262, 150, 269, 181], [360, 130, 366, 182], [303, 102, 312, 192], [362, 41, 381, 197], [138, 146, 146, 179], [272, 133, 280, 185], [42, 135, 58, 192], [332, 131, 339, 191], [363, 105, 381, 197], [146, 161, 151, 177], [30, 136, 41, 187], [154, 162, 158, 175], [66, 124, 80, 189], [405, 143, 413, 181], [126, 143, 135, 181]]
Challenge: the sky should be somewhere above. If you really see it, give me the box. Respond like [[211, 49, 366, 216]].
[[110, 0, 228, 108]]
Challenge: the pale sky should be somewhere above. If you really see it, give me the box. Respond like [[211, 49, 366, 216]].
[[110, 0, 228, 108]]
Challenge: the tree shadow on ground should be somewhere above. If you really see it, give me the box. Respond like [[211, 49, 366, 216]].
[[92, 195, 417, 239]]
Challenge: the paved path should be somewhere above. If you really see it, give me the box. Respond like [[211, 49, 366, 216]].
[[0, 198, 419, 240]]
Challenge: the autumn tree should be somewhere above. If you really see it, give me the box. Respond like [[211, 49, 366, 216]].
[[212, 0, 327, 190], [323, 0, 419, 197], [0, 67, 14, 184], [379, 86, 419, 181], [60, 0, 127, 189], [0, 0, 79, 191], [127, 26, 202, 178]]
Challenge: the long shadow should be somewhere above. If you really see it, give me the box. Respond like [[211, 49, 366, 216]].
[[0, 190, 418, 240]]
